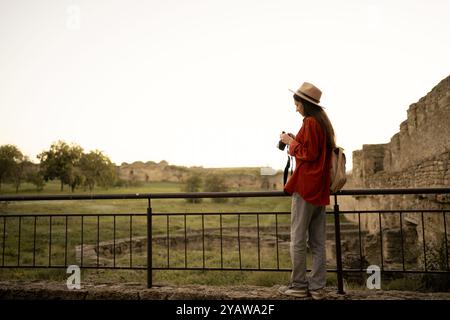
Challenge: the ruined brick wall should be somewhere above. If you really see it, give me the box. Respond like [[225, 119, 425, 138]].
[[340, 76, 450, 268], [351, 75, 450, 189], [344, 76, 450, 215]]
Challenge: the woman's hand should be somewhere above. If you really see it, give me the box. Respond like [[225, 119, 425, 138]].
[[280, 133, 295, 145]]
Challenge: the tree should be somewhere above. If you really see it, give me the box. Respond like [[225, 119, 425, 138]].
[[26, 169, 46, 191], [0, 145, 23, 191], [37, 141, 83, 191], [79, 150, 117, 192], [183, 174, 203, 203], [10, 157, 34, 193], [66, 164, 86, 193], [98, 162, 117, 190], [204, 174, 229, 203]]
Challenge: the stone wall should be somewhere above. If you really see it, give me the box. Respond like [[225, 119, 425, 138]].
[[340, 75, 450, 268], [351, 75, 450, 189]]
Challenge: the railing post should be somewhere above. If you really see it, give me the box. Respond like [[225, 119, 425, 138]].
[[333, 194, 345, 294], [147, 196, 153, 288]]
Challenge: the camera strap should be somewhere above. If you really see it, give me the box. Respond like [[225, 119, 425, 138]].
[[283, 155, 293, 186]]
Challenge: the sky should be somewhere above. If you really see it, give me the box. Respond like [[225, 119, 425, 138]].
[[1, 0, 449, 171]]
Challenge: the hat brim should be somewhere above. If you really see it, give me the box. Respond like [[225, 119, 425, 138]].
[[289, 89, 324, 108]]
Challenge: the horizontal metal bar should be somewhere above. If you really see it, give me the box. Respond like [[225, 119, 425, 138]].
[[2, 209, 448, 219], [1, 264, 448, 274], [0, 265, 287, 272], [153, 268, 450, 274], [0, 212, 291, 219], [147, 211, 292, 216], [0, 187, 448, 202], [336, 188, 450, 196], [0, 265, 147, 270], [339, 209, 450, 214], [152, 267, 296, 272], [0, 213, 147, 218], [0, 191, 285, 201], [148, 210, 446, 217], [0, 266, 295, 272], [340, 269, 450, 274]]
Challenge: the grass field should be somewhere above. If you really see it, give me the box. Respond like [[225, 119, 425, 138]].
[[2, 182, 446, 292], [0, 180, 308, 287]]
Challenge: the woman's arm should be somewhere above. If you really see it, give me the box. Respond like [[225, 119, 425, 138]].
[[288, 118, 320, 162]]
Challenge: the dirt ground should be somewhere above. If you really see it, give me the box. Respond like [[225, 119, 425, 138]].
[[1, 281, 449, 300]]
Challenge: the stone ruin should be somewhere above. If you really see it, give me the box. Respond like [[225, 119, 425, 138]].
[[340, 75, 450, 271]]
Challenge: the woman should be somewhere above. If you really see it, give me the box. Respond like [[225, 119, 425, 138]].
[[278, 82, 336, 300]]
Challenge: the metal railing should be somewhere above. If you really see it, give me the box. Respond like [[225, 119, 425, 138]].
[[0, 188, 449, 294]]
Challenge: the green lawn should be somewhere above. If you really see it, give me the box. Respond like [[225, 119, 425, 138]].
[[0, 180, 353, 288], [0, 181, 302, 286]]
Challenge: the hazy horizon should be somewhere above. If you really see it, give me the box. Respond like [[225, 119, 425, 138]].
[[1, 0, 449, 171]]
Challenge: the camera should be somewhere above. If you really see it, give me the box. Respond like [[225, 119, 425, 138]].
[[277, 131, 295, 151], [277, 131, 287, 151]]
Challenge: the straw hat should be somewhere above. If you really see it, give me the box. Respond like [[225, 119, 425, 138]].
[[289, 82, 323, 108]]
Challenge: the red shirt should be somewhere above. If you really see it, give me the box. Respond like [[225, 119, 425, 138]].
[[284, 116, 331, 206]]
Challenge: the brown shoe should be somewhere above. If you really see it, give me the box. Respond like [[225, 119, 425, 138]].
[[309, 288, 326, 300], [278, 285, 309, 298]]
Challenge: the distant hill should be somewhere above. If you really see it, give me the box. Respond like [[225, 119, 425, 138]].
[[117, 160, 284, 190]]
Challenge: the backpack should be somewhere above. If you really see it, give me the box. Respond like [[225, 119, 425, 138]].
[[330, 147, 347, 193]]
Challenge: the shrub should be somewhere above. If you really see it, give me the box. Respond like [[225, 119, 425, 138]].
[[183, 174, 203, 204], [204, 174, 229, 203]]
